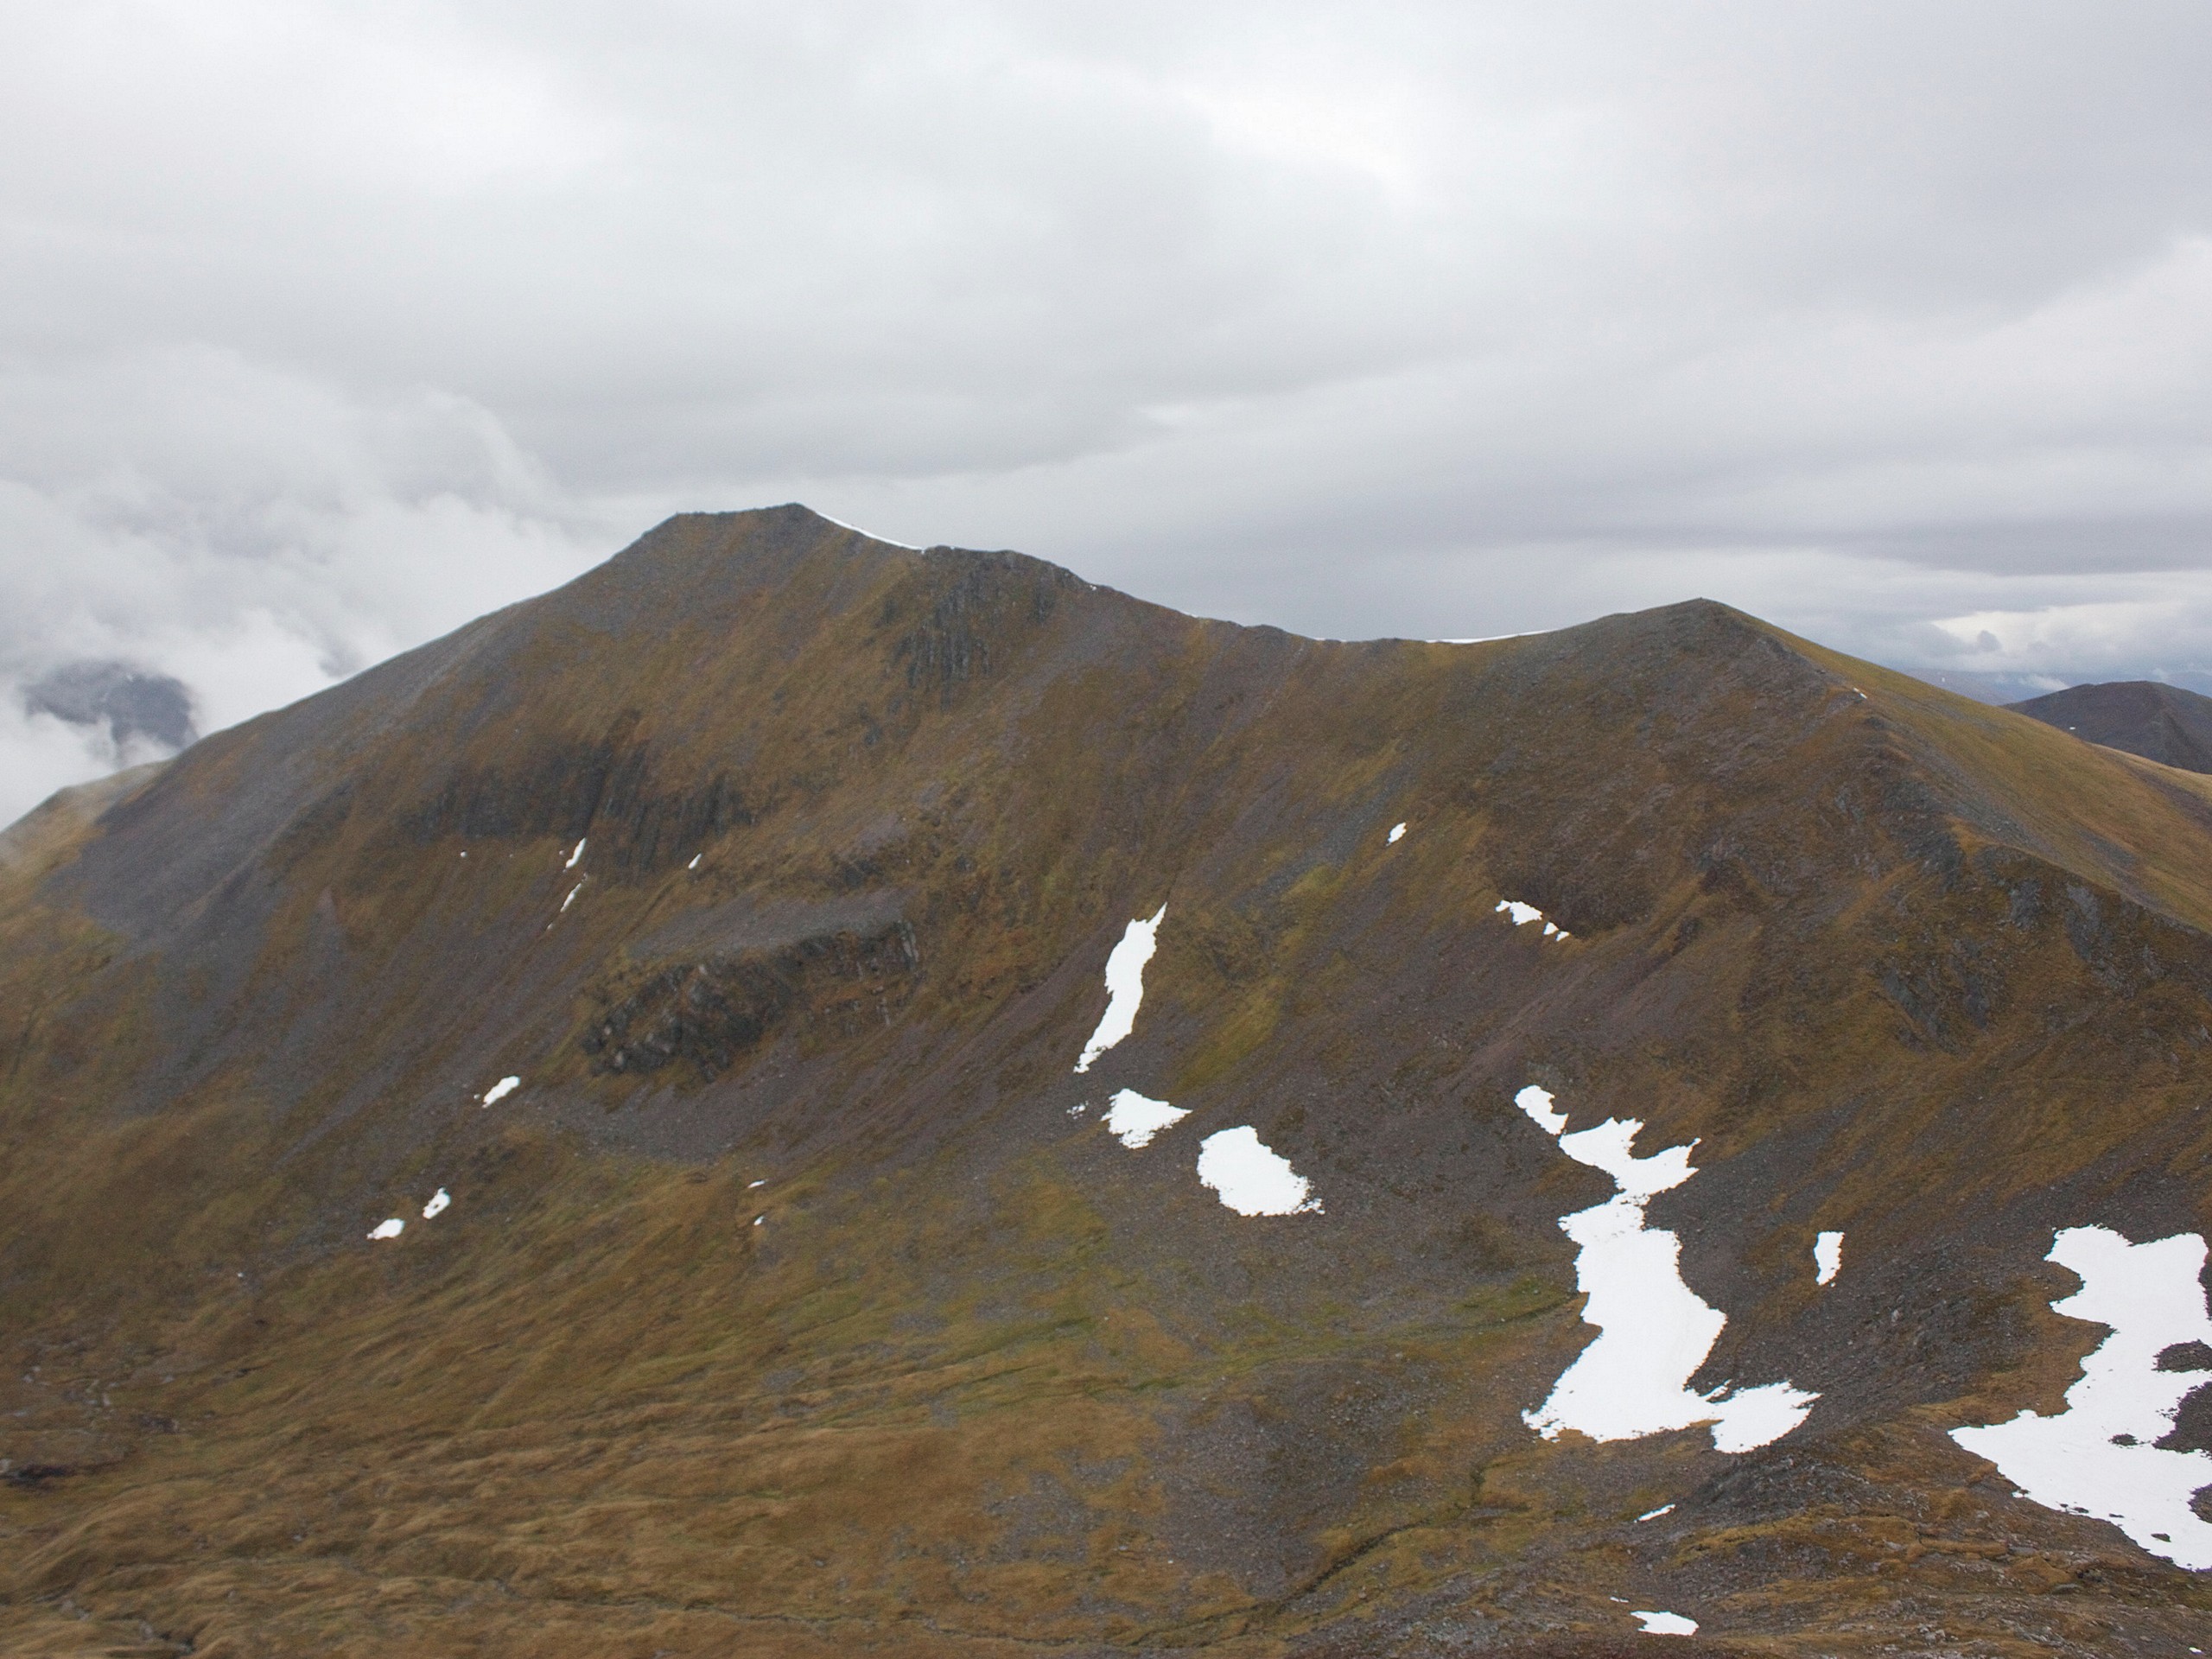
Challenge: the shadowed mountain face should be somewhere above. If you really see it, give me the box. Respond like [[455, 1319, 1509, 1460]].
[[2007, 679, 2212, 774], [2, 506, 2209, 1656]]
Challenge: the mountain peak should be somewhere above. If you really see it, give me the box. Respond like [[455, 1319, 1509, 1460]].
[[4, 517, 2211, 1654], [2007, 677, 2212, 773]]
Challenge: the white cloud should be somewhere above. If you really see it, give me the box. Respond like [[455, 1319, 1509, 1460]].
[[7, 3, 2212, 823]]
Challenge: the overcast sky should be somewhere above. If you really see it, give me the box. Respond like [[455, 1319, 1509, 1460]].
[[6, 2, 2212, 821]]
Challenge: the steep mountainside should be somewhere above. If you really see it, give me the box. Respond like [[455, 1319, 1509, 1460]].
[[1, 506, 2209, 1657], [2008, 679, 2212, 774]]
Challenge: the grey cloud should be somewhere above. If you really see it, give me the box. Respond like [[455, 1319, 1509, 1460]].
[[24, 661, 196, 753], [4, 3, 2212, 823]]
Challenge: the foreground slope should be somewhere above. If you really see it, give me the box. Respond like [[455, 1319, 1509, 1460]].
[[1, 506, 2209, 1657]]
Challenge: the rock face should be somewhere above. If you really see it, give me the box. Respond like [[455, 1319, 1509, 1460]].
[[2008, 678, 2212, 773], [1, 505, 2209, 1656]]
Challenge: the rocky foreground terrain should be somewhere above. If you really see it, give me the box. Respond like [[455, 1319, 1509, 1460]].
[[2, 506, 2209, 1656]]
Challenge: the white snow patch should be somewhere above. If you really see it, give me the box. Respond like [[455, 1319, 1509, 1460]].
[[753, 1215, 765, 1226], [1496, 898, 1568, 939], [1516, 1084, 1568, 1135], [1197, 1127, 1321, 1216], [1637, 1503, 1675, 1522], [422, 1188, 450, 1219], [1074, 905, 1166, 1073], [748, 1179, 766, 1188], [1949, 1225, 2212, 1570], [814, 510, 920, 550], [688, 854, 702, 869], [1067, 1102, 1088, 1117], [1103, 1090, 1189, 1148], [481, 1076, 520, 1106], [564, 837, 587, 868], [1515, 1085, 1817, 1453], [1815, 1230, 1845, 1287], [1633, 1611, 1698, 1636], [1388, 822, 1407, 843], [367, 1218, 404, 1241], [560, 879, 586, 912]]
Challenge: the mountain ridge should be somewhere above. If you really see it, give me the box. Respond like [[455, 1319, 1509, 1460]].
[[2007, 677, 2212, 775], [1, 505, 2208, 1656]]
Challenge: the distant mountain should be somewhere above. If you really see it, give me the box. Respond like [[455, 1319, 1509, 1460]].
[[2007, 679, 2212, 774], [2, 506, 2208, 1656]]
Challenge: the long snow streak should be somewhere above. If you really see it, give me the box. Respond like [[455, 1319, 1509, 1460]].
[[1515, 1084, 1817, 1452], [1074, 906, 1166, 1073], [1950, 1225, 2212, 1571]]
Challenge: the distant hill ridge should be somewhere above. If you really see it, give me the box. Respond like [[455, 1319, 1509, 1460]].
[[2006, 679, 2212, 773]]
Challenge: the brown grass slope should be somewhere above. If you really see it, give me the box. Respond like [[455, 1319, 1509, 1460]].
[[0, 505, 2208, 1656]]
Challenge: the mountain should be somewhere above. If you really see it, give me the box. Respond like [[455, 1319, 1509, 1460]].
[[2007, 679, 2212, 774], [2, 505, 2209, 1656]]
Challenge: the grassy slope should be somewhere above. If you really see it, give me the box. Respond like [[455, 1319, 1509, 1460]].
[[1, 513, 2208, 1656]]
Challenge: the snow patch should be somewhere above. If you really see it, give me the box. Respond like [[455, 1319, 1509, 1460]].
[[481, 1076, 519, 1107], [564, 837, 587, 868], [814, 510, 920, 550], [1637, 1503, 1675, 1522], [560, 879, 586, 912], [1516, 1084, 1568, 1135], [1516, 1084, 1817, 1452], [1949, 1225, 2212, 1570], [1197, 1127, 1320, 1216], [422, 1188, 450, 1219], [1103, 1090, 1189, 1148], [1633, 1611, 1698, 1636], [1074, 905, 1166, 1073], [367, 1218, 404, 1241], [1388, 822, 1407, 843], [1815, 1230, 1845, 1287], [688, 854, 702, 869], [1496, 899, 1568, 939]]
